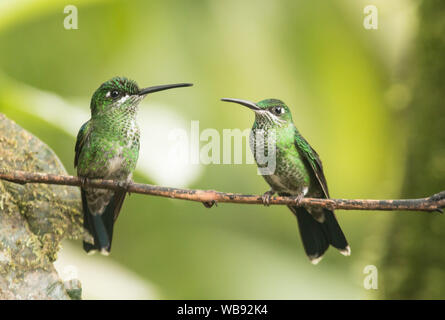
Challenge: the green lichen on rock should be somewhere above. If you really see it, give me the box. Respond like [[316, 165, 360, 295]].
[[0, 113, 83, 299]]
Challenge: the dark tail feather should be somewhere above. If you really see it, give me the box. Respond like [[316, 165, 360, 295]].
[[289, 206, 329, 264], [322, 209, 349, 254], [288, 206, 349, 264], [82, 189, 119, 255]]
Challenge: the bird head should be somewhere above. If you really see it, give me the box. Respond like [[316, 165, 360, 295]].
[[221, 98, 293, 127], [90, 77, 192, 116]]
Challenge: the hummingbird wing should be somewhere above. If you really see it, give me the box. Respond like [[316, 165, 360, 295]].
[[293, 130, 349, 261], [294, 131, 329, 198], [75, 120, 125, 253], [112, 189, 127, 221], [74, 120, 91, 168]]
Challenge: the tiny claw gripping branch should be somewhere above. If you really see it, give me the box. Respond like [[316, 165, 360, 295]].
[[293, 193, 304, 207], [79, 177, 89, 189], [117, 180, 133, 195], [261, 189, 275, 207]]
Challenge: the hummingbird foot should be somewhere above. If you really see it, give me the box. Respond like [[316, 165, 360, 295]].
[[79, 176, 90, 189], [117, 180, 133, 195], [293, 192, 305, 207], [262, 189, 276, 206], [202, 200, 217, 208]]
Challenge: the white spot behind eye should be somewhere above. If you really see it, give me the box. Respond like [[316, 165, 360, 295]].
[[105, 91, 111, 98]]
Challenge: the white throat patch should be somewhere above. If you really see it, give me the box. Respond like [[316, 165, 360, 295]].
[[117, 94, 130, 106]]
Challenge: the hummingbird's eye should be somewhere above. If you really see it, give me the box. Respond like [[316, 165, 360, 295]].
[[271, 106, 283, 115], [110, 90, 120, 98]]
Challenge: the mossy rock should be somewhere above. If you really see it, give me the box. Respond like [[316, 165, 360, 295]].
[[0, 113, 82, 299]]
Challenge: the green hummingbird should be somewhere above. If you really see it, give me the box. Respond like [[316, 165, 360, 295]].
[[75, 77, 192, 255], [221, 98, 350, 264]]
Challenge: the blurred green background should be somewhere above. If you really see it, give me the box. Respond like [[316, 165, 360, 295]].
[[0, 0, 444, 299]]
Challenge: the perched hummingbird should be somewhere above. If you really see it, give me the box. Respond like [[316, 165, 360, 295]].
[[75, 77, 192, 255], [221, 98, 350, 264]]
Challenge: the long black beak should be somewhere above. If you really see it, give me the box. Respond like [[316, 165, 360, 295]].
[[221, 98, 260, 111], [139, 83, 193, 96]]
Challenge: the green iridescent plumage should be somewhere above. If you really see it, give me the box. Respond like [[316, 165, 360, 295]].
[[222, 97, 350, 264], [75, 77, 192, 254]]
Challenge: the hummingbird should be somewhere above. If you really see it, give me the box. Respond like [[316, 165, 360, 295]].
[[221, 98, 350, 264], [75, 77, 192, 255]]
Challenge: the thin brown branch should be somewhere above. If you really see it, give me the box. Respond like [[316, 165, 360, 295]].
[[0, 169, 444, 212]]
